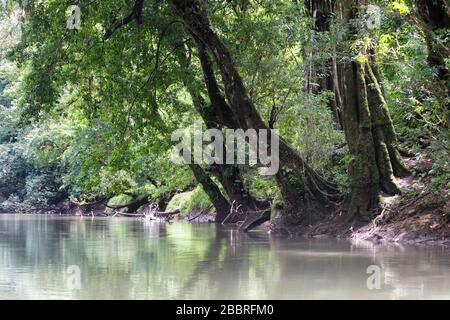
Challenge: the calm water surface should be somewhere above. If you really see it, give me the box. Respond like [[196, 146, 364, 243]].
[[0, 214, 449, 299]]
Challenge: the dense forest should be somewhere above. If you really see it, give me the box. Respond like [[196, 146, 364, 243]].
[[0, 0, 448, 242]]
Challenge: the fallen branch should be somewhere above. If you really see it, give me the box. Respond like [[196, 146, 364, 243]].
[[239, 209, 271, 232], [113, 209, 179, 218], [105, 195, 149, 212], [81, 210, 108, 217], [153, 208, 180, 217], [221, 201, 244, 224], [115, 212, 145, 217], [187, 211, 205, 222]]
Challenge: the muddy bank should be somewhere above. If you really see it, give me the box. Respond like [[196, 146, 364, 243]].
[[1, 192, 448, 246], [279, 190, 449, 246], [1, 152, 448, 245], [351, 190, 449, 246], [0, 199, 216, 223], [274, 153, 449, 246]]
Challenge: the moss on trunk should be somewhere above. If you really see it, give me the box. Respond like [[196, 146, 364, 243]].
[[189, 164, 230, 223], [176, 43, 256, 217], [365, 60, 409, 178], [341, 60, 381, 215], [307, 0, 409, 216], [172, 0, 342, 220]]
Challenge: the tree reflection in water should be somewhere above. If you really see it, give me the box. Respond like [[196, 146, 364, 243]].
[[0, 215, 449, 299]]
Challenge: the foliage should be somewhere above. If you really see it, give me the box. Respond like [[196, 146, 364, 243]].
[[375, 1, 449, 189], [0, 0, 448, 212], [166, 186, 213, 215]]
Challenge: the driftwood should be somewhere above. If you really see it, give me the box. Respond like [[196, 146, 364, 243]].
[[72, 199, 105, 207], [187, 211, 206, 222], [153, 208, 180, 217], [105, 195, 150, 213], [81, 210, 108, 217], [112, 207, 181, 219], [239, 209, 271, 232], [221, 201, 245, 224], [114, 212, 145, 217], [222, 201, 271, 232]]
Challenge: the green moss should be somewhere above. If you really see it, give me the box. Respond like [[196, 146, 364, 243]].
[[166, 191, 194, 212], [106, 194, 134, 213], [281, 165, 305, 195], [166, 186, 213, 215]]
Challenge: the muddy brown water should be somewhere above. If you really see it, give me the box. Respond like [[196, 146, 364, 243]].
[[0, 214, 449, 299]]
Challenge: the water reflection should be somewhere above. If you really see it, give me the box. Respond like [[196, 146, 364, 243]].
[[0, 214, 449, 299]]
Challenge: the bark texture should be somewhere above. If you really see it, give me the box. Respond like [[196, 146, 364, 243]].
[[189, 163, 230, 223], [175, 41, 257, 221], [171, 0, 341, 223], [307, 0, 409, 216]]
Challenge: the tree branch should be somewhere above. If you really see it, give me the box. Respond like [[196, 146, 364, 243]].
[[104, 0, 144, 40], [193, 35, 238, 129]]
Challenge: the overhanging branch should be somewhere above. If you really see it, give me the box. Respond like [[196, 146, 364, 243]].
[[104, 0, 144, 40]]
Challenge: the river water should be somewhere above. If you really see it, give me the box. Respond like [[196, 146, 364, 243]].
[[0, 214, 449, 299]]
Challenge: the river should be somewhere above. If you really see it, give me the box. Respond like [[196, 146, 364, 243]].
[[0, 214, 449, 299]]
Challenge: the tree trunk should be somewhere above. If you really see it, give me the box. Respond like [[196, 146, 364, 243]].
[[191, 94, 256, 212], [189, 163, 230, 223], [365, 53, 410, 178], [171, 0, 341, 222], [307, 0, 409, 216], [175, 42, 257, 216], [305, 0, 342, 127], [341, 60, 382, 215]]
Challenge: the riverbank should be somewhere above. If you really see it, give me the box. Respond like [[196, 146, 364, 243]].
[[276, 152, 449, 246], [2, 191, 448, 246], [283, 189, 449, 246], [1, 152, 448, 246], [1, 199, 448, 246], [0, 200, 216, 223]]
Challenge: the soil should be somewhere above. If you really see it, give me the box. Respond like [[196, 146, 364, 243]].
[[282, 152, 450, 246]]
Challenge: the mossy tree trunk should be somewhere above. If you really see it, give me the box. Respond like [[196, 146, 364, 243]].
[[306, 0, 409, 216], [340, 57, 407, 215], [191, 92, 256, 212], [190, 41, 257, 211], [171, 0, 342, 224], [189, 163, 230, 223], [176, 41, 257, 218], [341, 60, 381, 214], [174, 51, 233, 222], [365, 52, 410, 179]]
